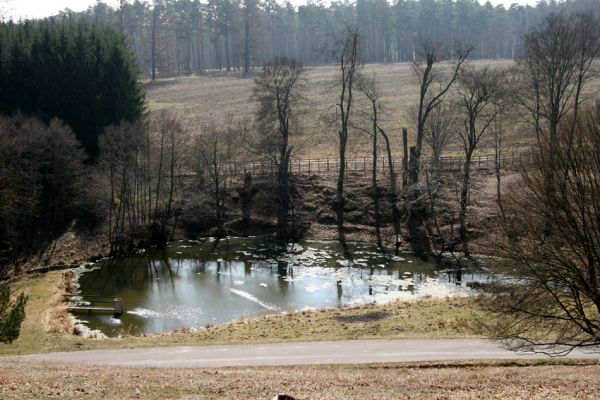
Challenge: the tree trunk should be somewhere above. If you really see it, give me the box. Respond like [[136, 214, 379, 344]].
[[244, 0, 251, 74], [151, 6, 157, 81], [277, 148, 291, 237], [406, 145, 431, 257], [401, 127, 408, 187], [371, 105, 382, 248], [336, 142, 346, 242], [459, 151, 473, 258], [380, 128, 400, 254]]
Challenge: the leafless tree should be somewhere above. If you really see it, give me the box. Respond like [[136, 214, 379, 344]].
[[253, 57, 305, 237], [405, 40, 470, 257], [357, 75, 384, 248], [192, 124, 236, 236], [424, 101, 456, 167], [96, 120, 151, 254], [0, 116, 85, 274], [152, 4, 158, 81], [150, 111, 186, 240], [516, 12, 600, 148], [455, 66, 502, 257], [409, 40, 471, 184], [330, 27, 362, 242], [483, 104, 600, 355]]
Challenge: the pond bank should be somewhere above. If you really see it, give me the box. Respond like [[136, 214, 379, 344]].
[[1, 271, 483, 356]]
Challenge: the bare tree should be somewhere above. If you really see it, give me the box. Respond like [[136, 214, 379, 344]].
[[0, 116, 85, 274], [424, 101, 455, 167], [516, 12, 600, 148], [253, 57, 304, 238], [409, 40, 471, 184], [455, 66, 502, 257], [330, 27, 362, 242], [483, 103, 600, 355], [404, 41, 470, 257], [150, 111, 186, 241], [357, 75, 384, 248], [244, 0, 252, 74], [96, 120, 151, 254], [192, 125, 236, 236]]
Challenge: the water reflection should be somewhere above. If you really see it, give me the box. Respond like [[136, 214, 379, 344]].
[[76, 238, 493, 336]]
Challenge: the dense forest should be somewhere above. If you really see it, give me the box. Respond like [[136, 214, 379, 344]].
[[47, 0, 600, 77], [0, 20, 145, 156]]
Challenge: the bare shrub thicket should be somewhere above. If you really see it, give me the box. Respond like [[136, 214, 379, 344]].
[[0, 116, 85, 275], [483, 104, 600, 354], [191, 124, 240, 236], [92, 112, 186, 254], [424, 102, 456, 167]]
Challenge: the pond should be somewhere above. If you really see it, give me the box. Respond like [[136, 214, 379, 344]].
[[75, 238, 492, 336]]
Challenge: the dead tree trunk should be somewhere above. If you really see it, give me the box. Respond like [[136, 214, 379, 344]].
[[332, 28, 361, 243], [371, 103, 382, 248], [151, 5, 157, 81]]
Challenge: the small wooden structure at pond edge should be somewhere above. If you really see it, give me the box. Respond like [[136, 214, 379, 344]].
[[65, 295, 123, 317]]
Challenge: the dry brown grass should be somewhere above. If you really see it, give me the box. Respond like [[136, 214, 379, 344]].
[[146, 59, 532, 159], [46, 271, 75, 334], [1, 359, 599, 399]]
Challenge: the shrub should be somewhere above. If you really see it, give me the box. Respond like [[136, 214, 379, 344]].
[[0, 285, 28, 343]]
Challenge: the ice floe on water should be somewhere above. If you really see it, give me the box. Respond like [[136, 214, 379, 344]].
[[77, 238, 492, 336], [348, 280, 474, 306], [127, 308, 163, 319], [304, 282, 333, 293], [229, 288, 279, 311], [127, 305, 204, 321], [97, 315, 122, 325]]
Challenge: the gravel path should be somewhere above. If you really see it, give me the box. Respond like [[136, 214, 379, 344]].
[[6, 339, 600, 368]]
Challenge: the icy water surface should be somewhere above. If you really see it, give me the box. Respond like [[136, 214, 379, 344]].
[[76, 238, 491, 336]]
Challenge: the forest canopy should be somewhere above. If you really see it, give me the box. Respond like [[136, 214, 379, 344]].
[[0, 19, 145, 157], [51, 0, 600, 77]]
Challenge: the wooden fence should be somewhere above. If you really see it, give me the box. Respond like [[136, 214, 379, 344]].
[[182, 151, 532, 181]]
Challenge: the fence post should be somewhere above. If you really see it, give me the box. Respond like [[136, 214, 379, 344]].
[[308, 159, 311, 175]]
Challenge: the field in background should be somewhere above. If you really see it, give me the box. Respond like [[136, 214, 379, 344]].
[[146, 59, 527, 159]]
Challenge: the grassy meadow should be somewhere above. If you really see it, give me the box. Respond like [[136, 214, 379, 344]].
[[146, 59, 530, 159]]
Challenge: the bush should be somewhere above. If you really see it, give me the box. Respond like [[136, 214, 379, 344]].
[[0, 285, 27, 343]]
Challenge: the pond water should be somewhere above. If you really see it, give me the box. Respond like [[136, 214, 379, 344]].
[[75, 238, 492, 336]]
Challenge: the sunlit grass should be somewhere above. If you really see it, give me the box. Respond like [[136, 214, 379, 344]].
[[146, 59, 535, 159]]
